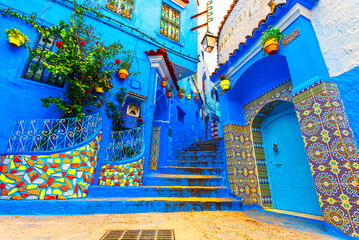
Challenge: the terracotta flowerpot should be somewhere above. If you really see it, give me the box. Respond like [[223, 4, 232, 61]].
[[167, 92, 172, 98], [95, 86, 104, 94], [179, 93, 184, 99], [138, 116, 143, 122], [263, 38, 279, 55], [194, 96, 199, 101], [8, 35, 23, 47], [220, 79, 230, 91], [161, 81, 167, 88], [118, 69, 129, 80]]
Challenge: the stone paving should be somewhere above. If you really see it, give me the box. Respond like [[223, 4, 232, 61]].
[[0, 211, 340, 240]]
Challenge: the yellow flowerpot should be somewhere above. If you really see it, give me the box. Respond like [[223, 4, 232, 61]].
[[8, 35, 23, 47], [187, 94, 191, 100], [118, 69, 129, 80], [220, 79, 230, 91], [263, 38, 279, 55], [95, 86, 104, 94]]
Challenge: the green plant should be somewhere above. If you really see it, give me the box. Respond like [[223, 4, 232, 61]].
[[1, 0, 130, 118], [179, 88, 186, 93], [168, 88, 173, 93], [5, 27, 29, 43], [106, 87, 127, 131], [260, 26, 284, 48]]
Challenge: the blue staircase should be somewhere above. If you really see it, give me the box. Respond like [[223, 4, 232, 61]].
[[0, 138, 242, 215]]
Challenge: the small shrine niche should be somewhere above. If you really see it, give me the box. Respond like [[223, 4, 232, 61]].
[[122, 92, 148, 129]]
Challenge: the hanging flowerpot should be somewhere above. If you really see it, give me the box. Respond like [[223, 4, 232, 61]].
[[194, 95, 199, 101], [138, 115, 143, 123], [95, 86, 104, 94], [178, 93, 184, 99], [167, 92, 172, 98], [5, 28, 29, 47], [220, 75, 230, 91], [118, 69, 129, 80], [178, 88, 185, 99], [263, 38, 279, 55], [187, 94, 191, 100], [161, 80, 167, 88]]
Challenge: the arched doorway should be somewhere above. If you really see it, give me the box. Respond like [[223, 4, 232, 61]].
[[253, 100, 321, 215], [149, 91, 169, 170]]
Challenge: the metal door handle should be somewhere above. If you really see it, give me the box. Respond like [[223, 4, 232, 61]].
[[273, 143, 278, 152]]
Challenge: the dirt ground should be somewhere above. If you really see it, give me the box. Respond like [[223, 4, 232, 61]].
[[0, 211, 337, 240]]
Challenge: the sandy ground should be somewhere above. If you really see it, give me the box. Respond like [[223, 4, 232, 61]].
[[0, 211, 337, 240]]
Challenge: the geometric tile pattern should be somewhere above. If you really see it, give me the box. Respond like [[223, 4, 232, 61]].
[[98, 157, 144, 187], [150, 126, 161, 170], [293, 81, 359, 238], [0, 133, 102, 200]]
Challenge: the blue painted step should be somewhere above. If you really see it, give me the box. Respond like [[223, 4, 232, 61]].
[[0, 197, 242, 215], [166, 160, 225, 168], [88, 186, 232, 198], [145, 173, 225, 186], [158, 166, 222, 175]]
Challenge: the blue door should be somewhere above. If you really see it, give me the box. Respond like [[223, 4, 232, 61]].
[[262, 102, 322, 216]]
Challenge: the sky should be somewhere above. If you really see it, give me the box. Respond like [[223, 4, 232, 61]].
[[197, 0, 233, 74]]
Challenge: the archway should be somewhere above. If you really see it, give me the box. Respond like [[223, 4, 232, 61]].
[[252, 100, 321, 215]]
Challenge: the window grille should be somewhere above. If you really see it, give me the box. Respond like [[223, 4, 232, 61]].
[[160, 3, 180, 42], [23, 34, 64, 88], [105, 0, 134, 20]]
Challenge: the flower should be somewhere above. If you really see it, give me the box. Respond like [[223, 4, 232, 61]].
[[80, 40, 86, 46], [115, 59, 121, 65], [55, 41, 63, 48]]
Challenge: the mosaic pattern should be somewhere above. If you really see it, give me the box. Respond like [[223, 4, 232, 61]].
[[294, 81, 359, 237], [150, 127, 161, 170], [98, 157, 144, 187], [0, 133, 102, 200]]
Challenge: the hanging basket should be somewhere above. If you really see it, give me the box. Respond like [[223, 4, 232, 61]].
[[263, 38, 279, 55], [220, 79, 230, 91], [95, 86, 104, 94], [179, 93, 184, 99], [118, 69, 129, 80]]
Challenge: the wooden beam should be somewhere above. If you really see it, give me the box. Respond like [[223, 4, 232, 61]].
[[191, 22, 208, 31], [191, 10, 208, 19]]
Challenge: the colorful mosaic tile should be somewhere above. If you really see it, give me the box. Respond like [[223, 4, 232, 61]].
[[98, 157, 144, 187], [0, 133, 102, 200], [150, 126, 161, 170]]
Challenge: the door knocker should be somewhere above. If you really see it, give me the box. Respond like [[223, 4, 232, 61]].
[[273, 143, 278, 152]]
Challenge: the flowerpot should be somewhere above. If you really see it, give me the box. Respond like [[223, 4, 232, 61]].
[[167, 92, 172, 98], [194, 96, 199, 101], [179, 93, 184, 99], [8, 35, 23, 47], [118, 69, 129, 80], [138, 116, 143, 122], [187, 94, 191, 100], [263, 38, 279, 55], [161, 80, 167, 88], [220, 79, 230, 91], [95, 86, 104, 94]]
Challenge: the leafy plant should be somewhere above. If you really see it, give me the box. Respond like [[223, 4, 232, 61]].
[[1, 0, 129, 118], [105, 87, 127, 131], [179, 88, 186, 93], [168, 88, 173, 93], [260, 26, 284, 48], [5, 27, 29, 43]]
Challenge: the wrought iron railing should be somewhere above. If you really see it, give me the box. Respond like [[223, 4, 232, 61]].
[[6, 112, 102, 152], [106, 127, 144, 161]]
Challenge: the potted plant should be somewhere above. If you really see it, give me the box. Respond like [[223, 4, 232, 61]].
[[167, 88, 172, 98], [118, 51, 134, 80], [194, 94, 199, 101], [220, 75, 230, 91], [260, 26, 284, 55], [187, 94, 191, 100], [5, 28, 29, 47], [178, 88, 185, 99], [161, 76, 168, 88]]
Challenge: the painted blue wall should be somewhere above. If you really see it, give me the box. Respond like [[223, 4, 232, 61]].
[[0, 0, 199, 183]]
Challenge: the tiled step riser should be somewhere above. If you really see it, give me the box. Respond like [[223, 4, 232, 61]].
[[158, 167, 222, 175], [88, 187, 231, 198], [177, 155, 224, 161], [167, 161, 225, 168], [0, 199, 243, 215], [146, 177, 225, 187]]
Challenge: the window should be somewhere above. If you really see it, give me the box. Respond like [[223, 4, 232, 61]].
[[23, 34, 64, 88], [105, 0, 134, 20], [177, 107, 185, 124], [160, 3, 180, 42]]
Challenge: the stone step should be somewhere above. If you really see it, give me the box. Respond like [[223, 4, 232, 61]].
[[176, 154, 224, 161], [0, 197, 243, 215], [158, 166, 222, 175], [146, 173, 225, 186], [166, 160, 225, 168], [88, 186, 232, 198]]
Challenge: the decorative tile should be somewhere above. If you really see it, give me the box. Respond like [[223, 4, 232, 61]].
[[150, 127, 161, 170]]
